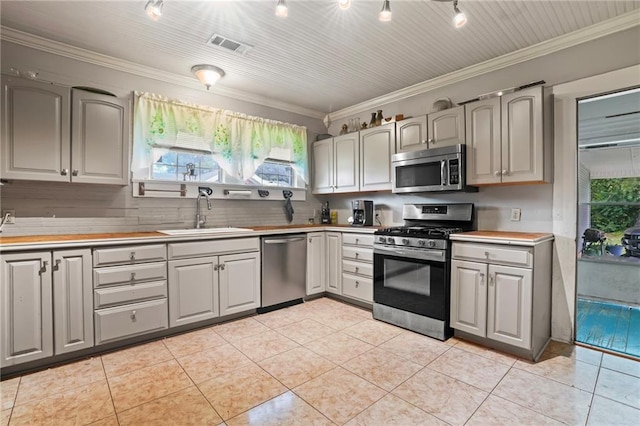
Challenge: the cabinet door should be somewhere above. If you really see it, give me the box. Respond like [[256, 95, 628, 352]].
[[312, 139, 334, 194], [450, 259, 487, 338], [360, 123, 396, 191], [396, 116, 428, 153], [306, 232, 326, 295], [501, 86, 544, 183], [427, 106, 465, 148], [487, 264, 533, 349], [1, 76, 70, 182], [168, 256, 219, 327], [334, 133, 359, 192], [465, 98, 502, 185], [219, 252, 261, 316], [1, 252, 53, 367], [53, 249, 94, 354], [325, 232, 342, 295], [71, 90, 129, 185]]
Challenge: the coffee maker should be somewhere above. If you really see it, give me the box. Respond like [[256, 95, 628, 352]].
[[351, 200, 374, 226]]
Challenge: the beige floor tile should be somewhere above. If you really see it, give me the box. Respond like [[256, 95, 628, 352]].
[[163, 327, 228, 358], [178, 343, 253, 384], [108, 359, 193, 412], [312, 310, 368, 330], [595, 367, 640, 409], [215, 317, 272, 342], [545, 340, 603, 366], [198, 363, 287, 420], [15, 357, 105, 406], [226, 391, 332, 426], [1, 408, 10, 426], [117, 386, 222, 425], [232, 329, 299, 361], [304, 331, 374, 365], [428, 347, 510, 392], [10, 379, 114, 426], [101, 340, 173, 378], [258, 347, 336, 388], [341, 319, 404, 346], [493, 368, 592, 425], [275, 319, 336, 345], [601, 353, 640, 378], [293, 366, 386, 425], [254, 308, 303, 329], [378, 332, 451, 366], [466, 395, 562, 426], [345, 393, 448, 426], [0, 377, 19, 410], [514, 350, 600, 392], [88, 415, 119, 425], [342, 348, 423, 391], [453, 339, 519, 366], [587, 395, 640, 426], [392, 368, 488, 426]]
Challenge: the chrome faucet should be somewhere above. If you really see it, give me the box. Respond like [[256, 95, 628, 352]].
[[195, 189, 212, 229]]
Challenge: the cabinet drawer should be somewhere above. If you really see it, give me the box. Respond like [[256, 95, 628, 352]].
[[452, 243, 532, 268], [95, 298, 168, 345], [168, 238, 259, 260], [342, 246, 373, 263], [342, 233, 375, 247], [93, 262, 167, 288], [93, 244, 166, 267], [342, 274, 373, 302], [94, 280, 167, 308], [342, 260, 373, 278]]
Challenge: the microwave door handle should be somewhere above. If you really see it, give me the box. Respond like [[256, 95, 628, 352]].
[[441, 159, 447, 186]]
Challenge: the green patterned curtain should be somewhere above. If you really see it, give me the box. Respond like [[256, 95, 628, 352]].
[[132, 92, 308, 182]]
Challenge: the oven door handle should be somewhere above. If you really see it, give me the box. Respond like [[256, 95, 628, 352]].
[[374, 246, 446, 263]]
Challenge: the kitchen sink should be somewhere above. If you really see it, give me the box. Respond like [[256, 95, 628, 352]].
[[158, 227, 254, 235]]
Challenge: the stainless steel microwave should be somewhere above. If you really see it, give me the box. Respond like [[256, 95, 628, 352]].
[[392, 144, 476, 193]]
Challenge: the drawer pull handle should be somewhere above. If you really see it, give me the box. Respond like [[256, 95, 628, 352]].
[[214, 264, 219, 271], [355, 281, 359, 288], [355, 252, 359, 258], [489, 275, 494, 287], [130, 252, 136, 261], [39, 261, 48, 275], [53, 259, 61, 271], [130, 272, 136, 281], [355, 239, 359, 244], [131, 310, 137, 321], [479, 273, 485, 285], [355, 267, 359, 273], [484, 251, 490, 258], [72, 169, 79, 176]]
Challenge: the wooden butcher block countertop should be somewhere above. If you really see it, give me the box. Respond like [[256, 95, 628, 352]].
[[451, 230, 554, 245]]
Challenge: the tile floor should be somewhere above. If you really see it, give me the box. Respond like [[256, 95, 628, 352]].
[[1, 297, 639, 425]]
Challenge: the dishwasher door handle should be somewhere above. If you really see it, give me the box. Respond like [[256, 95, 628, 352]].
[[263, 237, 307, 244]]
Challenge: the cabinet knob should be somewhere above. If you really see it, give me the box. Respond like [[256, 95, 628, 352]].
[[220, 264, 225, 271], [479, 273, 485, 284], [131, 310, 137, 321], [489, 275, 494, 287], [355, 239, 359, 244], [130, 252, 136, 261], [502, 169, 508, 175], [355, 281, 359, 288], [484, 251, 490, 258], [52, 259, 61, 271], [422, 140, 427, 144], [214, 264, 219, 271], [355, 252, 359, 258], [309, 238, 312, 243], [494, 171, 500, 176], [355, 266, 360, 273], [428, 138, 434, 144], [130, 272, 136, 281], [61, 169, 69, 176], [72, 169, 78, 176]]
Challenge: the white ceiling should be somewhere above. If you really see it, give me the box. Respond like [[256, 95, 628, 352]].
[[1, 1, 639, 117]]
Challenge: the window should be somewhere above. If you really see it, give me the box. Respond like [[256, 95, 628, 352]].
[[151, 148, 221, 182]]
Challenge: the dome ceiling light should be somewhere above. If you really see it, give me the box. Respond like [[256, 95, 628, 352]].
[[191, 65, 225, 90], [144, 0, 163, 21]]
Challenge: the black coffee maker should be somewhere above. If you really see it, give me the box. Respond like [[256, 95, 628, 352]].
[[320, 201, 331, 224], [351, 200, 373, 226]]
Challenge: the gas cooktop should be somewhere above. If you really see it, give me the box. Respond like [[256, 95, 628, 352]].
[[375, 226, 464, 239]]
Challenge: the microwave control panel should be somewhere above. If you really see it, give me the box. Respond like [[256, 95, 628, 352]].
[[449, 159, 460, 185]]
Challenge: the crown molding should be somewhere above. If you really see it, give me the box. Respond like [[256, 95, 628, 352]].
[[329, 10, 640, 121], [0, 26, 326, 120]]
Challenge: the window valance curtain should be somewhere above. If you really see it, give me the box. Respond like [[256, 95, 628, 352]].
[[132, 92, 308, 182]]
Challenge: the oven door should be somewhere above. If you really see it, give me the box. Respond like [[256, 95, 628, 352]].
[[373, 246, 449, 320]]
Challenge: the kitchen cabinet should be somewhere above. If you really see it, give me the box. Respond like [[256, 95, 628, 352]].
[[427, 106, 465, 148], [396, 116, 428, 153], [325, 232, 342, 295], [341, 233, 374, 303], [450, 236, 552, 360], [168, 238, 260, 326], [306, 232, 326, 295], [1, 76, 130, 185], [360, 123, 396, 191], [311, 133, 359, 194], [465, 86, 550, 185]]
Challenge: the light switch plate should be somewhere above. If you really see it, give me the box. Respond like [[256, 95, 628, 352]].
[[510, 208, 521, 222]]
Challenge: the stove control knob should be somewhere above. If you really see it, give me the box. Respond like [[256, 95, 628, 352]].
[[378, 237, 386, 243], [387, 238, 394, 245], [402, 238, 410, 245], [427, 240, 436, 248], [418, 240, 426, 246]]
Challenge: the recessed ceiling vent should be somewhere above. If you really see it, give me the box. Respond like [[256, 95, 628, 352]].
[[207, 33, 253, 56]]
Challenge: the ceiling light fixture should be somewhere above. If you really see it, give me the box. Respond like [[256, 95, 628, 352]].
[[379, 0, 392, 22], [144, 0, 163, 21], [191, 65, 225, 90], [276, 0, 288, 18], [338, 0, 351, 11], [453, 0, 467, 28]]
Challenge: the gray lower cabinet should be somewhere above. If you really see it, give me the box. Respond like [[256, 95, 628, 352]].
[[168, 256, 219, 327], [94, 299, 168, 344], [219, 252, 260, 317]]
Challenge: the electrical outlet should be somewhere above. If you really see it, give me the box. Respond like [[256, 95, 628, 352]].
[[510, 208, 521, 222], [2, 210, 15, 224]]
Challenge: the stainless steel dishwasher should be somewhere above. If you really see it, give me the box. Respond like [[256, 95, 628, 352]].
[[259, 234, 307, 312]]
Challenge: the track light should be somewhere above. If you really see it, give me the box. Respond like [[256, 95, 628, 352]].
[[144, 0, 163, 21], [191, 65, 225, 90], [338, 0, 351, 11], [379, 0, 392, 22], [453, 0, 467, 28], [276, 0, 288, 18]]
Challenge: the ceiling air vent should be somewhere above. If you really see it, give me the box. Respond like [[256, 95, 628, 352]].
[[207, 33, 253, 56]]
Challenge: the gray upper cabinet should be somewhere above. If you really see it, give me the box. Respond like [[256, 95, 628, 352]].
[[311, 133, 358, 194], [427, 106, 465, 148], [1, 76, 130, 185], [465, 97, 502, 185], [396, 115, 428, 153], [360, 123, 396, 191], [1, 76, 71, 182], [311, 138, 333, 194]]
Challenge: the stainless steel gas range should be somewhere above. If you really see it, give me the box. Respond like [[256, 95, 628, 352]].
[[372, 203, 475, 340]]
